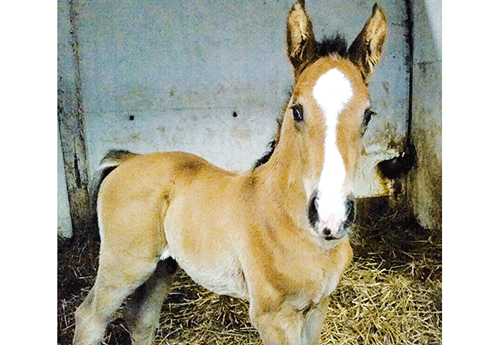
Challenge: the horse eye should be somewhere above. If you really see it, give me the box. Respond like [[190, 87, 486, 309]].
[[292, 104, 304, 122], [362, 108, 376, 128]]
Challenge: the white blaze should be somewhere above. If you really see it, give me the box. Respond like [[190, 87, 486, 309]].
[[312, 68, 353, 234]]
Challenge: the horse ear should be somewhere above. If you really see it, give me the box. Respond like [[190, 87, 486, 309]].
[[287, 1, 316, 77], [348, 4, 387, 80]]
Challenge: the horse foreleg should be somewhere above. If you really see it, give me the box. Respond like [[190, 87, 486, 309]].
[[125, 257, 178, 345], [250, 295, 331, 345], [300, 297, 330, 345], [250, 301, 303, 345]]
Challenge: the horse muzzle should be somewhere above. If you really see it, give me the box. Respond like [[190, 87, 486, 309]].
[[308, 193, 356, 241]]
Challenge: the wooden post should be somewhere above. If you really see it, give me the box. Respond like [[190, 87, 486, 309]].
[[58, 0, 94, 240]]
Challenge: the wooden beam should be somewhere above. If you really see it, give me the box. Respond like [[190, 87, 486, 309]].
[[58, 0, 94, 239]]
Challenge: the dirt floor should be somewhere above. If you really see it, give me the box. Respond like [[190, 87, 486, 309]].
[[58, 197, 441, 345]]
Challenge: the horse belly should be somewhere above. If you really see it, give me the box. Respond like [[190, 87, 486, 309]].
[[180, 254, 249, 300], [163, 203, 249, 299]]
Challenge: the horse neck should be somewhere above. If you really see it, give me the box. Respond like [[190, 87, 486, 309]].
[[250, 141, 311, 223]]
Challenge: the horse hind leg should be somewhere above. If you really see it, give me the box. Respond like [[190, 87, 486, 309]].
[[73, 254, 159, 345], [125, 257, 178, 345]]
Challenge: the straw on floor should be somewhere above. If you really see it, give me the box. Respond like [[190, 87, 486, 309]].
[[58, 197, 441, 345]]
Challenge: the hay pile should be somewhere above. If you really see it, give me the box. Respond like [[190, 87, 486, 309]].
[[58, 197, 441, 344]]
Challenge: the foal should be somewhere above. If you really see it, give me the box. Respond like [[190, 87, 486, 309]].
[[73, 2, 386, 344]]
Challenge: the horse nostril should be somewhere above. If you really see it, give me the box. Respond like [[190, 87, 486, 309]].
[[345, 197, 356, 225], [308, 192, 319, 227]]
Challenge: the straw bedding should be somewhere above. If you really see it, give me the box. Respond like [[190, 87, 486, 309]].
[[58, 197, 441, 344]]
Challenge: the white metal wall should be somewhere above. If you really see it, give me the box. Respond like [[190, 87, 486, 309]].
[[58, 0, 441, 237]]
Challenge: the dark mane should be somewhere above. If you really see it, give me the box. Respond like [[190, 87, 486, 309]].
[[253, 34, 348, 169], [253, 117, 283, 169], [314, 34, 348, 58]]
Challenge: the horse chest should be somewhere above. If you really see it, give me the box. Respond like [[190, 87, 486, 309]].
[[282, 262, 344, 318], [252, 241, 341, 300], [293, 261, 341, 303]]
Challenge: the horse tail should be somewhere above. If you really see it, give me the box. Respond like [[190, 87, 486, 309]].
[[90, 150, 138, 212]]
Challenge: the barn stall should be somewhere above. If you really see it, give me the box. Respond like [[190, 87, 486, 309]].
[[58, 0, 441, 344]]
